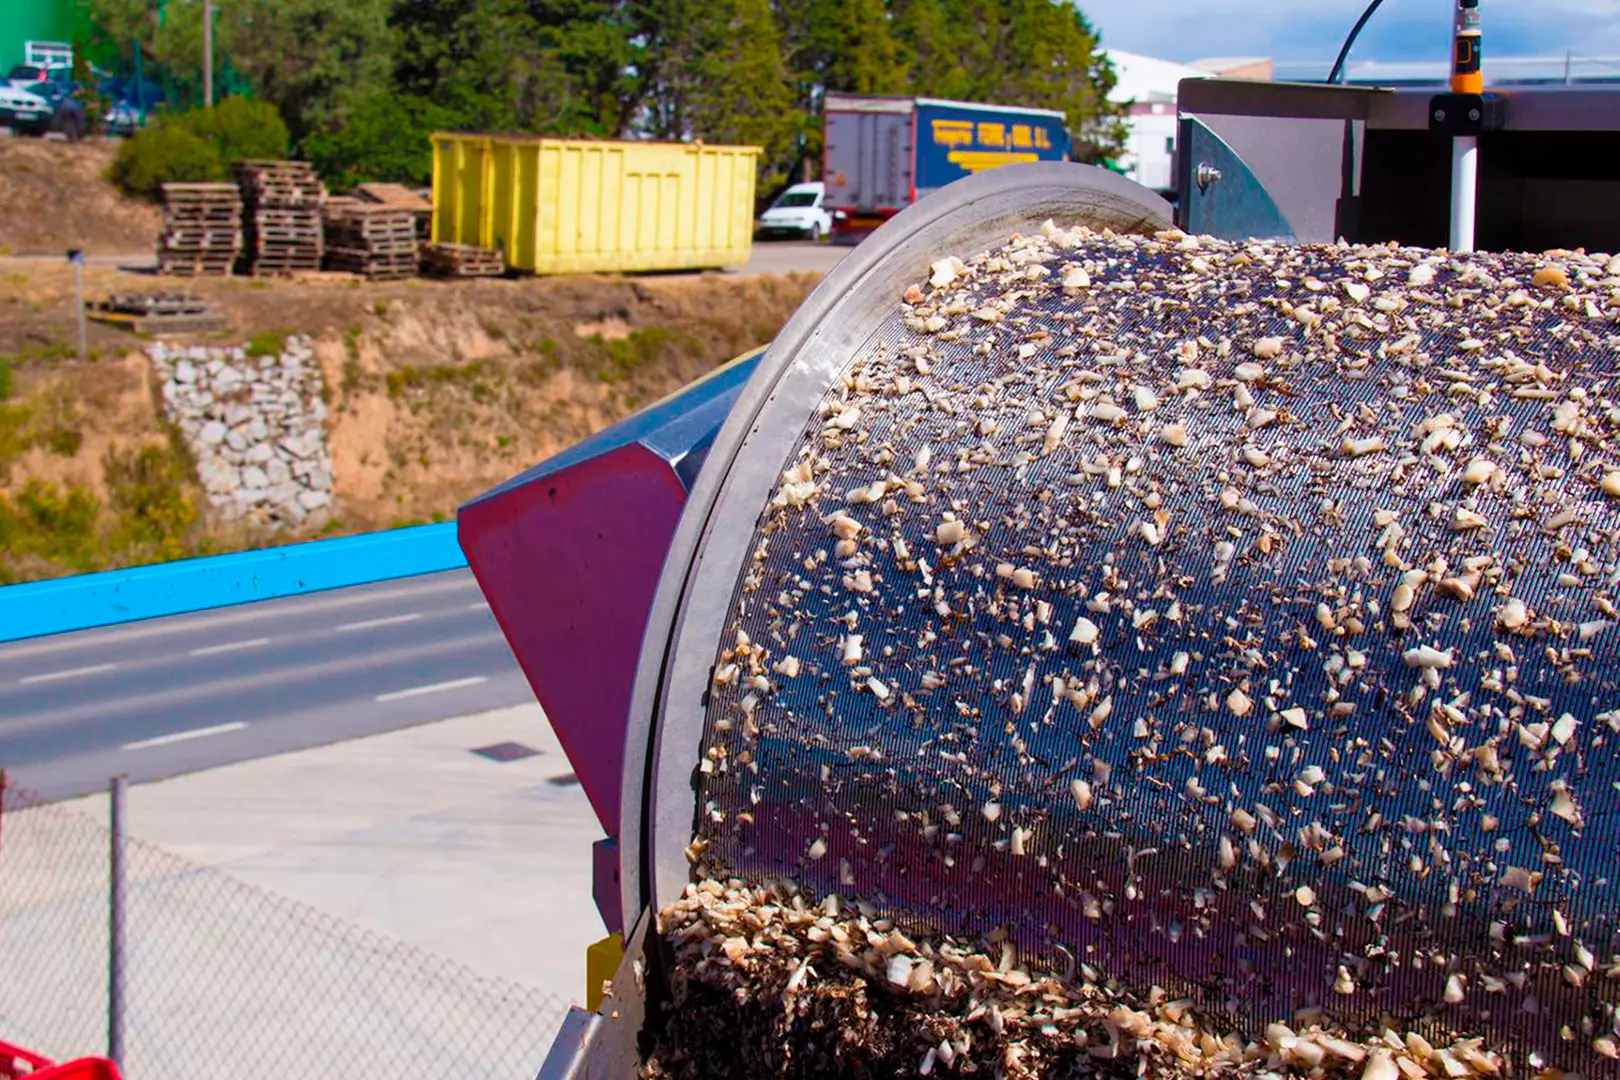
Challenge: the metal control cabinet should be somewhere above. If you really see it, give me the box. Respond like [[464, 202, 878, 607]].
[[1177, 78, 1620, 253]]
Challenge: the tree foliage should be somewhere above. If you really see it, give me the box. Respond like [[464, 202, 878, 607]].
[[109, 98, 289, 199], [92, 0, 1127, 197], [110, 124, 222, 199], [89, 0, 393, 139]]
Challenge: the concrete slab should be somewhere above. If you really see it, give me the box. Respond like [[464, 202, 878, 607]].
[[60, 703, 606, 999], [1, 705, 604, 1076]]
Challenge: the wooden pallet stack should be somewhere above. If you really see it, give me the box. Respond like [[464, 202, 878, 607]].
[[158, 183, 242, 276], [353, 182, 433, 241], [322, 202, 420, 281], [235, 160, 326, 275], [89, 292, 229, 334], [420, 242, 505, 279]]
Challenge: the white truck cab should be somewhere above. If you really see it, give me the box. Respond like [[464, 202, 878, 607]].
[[754, 181, 833, 242]]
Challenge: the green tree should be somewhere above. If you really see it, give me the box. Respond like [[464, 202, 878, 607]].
[[215, 0, 397, 139], [831, 0, 906, 95], [393, 0, 640, 137], [302, 90, 457, 190], [684, 0, 800, 194], [70, 39, 109, 134], [891, 0, 971, 101], [89, 0, 395, 141], [109, 98, 288, 199], [171, 97, 291, 167], [109, 124, 225, 200], [973, 0, 1125, 161], [889, 0, 1127, 163]]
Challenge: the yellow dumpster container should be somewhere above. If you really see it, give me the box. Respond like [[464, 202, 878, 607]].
[[430, 133, 760, 275]]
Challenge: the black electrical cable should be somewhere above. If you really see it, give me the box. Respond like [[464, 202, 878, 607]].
[[1327, 0, 1392, 85]]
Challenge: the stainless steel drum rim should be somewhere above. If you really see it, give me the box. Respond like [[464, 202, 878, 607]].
[[620, 162, 1174, 934]]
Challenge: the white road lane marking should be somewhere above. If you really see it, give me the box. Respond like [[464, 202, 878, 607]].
[[188, 637, 271, 657], [375, 675, 489, 703], [19, 663, 119, 685], [0, 573, 480, 664], [122, 721, 249, 751], [466, 601, 490, 611], [336, 613, 424, 633]]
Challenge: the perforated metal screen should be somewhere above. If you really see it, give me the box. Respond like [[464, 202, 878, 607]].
[[688, 226, 1620, 1072]]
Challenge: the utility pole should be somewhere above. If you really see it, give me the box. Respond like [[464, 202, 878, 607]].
[[108, 774, 128, 1068], [202, 0, 214, 108]]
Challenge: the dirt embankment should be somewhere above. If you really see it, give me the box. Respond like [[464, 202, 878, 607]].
[[0, 138, 161, 255], [0, 266, 819, 583]]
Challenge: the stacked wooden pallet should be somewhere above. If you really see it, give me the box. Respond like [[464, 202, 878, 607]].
[[353, 182, 433, 241], [322, 202, 420, 281], [158, 183, 242, 276], [88, 291, 228, 334], [235, 159, 325, 276], [420, 242, 505, 279]]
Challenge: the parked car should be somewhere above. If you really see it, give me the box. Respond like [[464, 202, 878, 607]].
[[754, 181, 833, 242], [0, 82, 85, 139], [5, 63, 54, 89], [102, 97, 140, 136], [0, 83, 52, 131]]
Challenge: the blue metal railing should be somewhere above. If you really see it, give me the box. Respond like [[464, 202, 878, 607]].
[[0, 523, 467, 645]]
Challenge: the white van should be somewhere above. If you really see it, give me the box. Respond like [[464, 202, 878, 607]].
[[755, 181, 833, 242]]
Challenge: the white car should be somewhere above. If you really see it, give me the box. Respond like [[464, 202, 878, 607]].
[[755, 182, 833, 242], [0, 84, 53, 135]]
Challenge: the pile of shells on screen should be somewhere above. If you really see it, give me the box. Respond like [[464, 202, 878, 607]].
[[667, 221, 1620, 1075], [644, 876, 1508, 1080]]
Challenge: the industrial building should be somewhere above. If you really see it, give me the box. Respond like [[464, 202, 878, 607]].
[[0, 0, 89, 70], [1102, 50, 1279, 196]]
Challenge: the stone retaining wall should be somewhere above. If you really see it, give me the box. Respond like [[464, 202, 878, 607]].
[[148, 338, 336, 528]]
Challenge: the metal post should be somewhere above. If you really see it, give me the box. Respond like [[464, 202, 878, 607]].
[[1449, 137, 1478, 254], [108, 775, 127, 1067], [202, 0, 214, 108], [1565, 50, 1574, 85], [132, 41, 146, 124], [67, 250, 87, 361], [1448, 0, 1482, 254]]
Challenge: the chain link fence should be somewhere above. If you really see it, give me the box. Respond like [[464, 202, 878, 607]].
[[0, 775, 568, 1078]]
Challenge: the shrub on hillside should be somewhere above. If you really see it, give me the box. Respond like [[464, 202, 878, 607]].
[[170, 97, 290, 167], [110, 98, 291, 200], [109, 125, 225, 200], [303, 90, 451, 191]]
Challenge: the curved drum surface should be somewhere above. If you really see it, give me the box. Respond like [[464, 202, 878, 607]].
[[636, 162, 1620, 1071]]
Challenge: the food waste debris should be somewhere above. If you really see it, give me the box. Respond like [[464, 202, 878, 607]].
[[667, 223, 1620, 1076]]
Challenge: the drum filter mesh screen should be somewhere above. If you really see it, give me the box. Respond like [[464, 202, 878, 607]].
[[686, 225, 1620, 1068]]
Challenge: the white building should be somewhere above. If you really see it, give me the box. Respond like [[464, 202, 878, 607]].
[[1102, 52, 1277, 195], [1102, 49, 1211, 195]]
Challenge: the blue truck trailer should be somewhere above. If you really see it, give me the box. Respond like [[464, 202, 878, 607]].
[[821, 93, 1071, 244]]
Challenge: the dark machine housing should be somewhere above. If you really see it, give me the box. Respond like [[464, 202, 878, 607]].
[[1177, 78, 1620, 253]]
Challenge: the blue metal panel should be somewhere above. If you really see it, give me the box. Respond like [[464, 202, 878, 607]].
[[1177, 116, 1296, 241], [914, 102, 1070, 196], [0, 522, 466, 644]]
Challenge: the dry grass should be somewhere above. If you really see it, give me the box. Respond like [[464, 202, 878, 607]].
[[0, 264, 820, 580], [0, 138, 161, 255]]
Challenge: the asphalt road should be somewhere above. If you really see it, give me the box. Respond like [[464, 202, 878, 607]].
[[0, 569, 536, 801]]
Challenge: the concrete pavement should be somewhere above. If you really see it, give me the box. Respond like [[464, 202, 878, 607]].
[[0, 569, 534, 800], [59, 703, 604, 994], [1, 705, 600, 1076]]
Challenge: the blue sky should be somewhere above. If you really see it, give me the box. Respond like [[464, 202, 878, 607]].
[[1086, 0, 1620, 66]]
